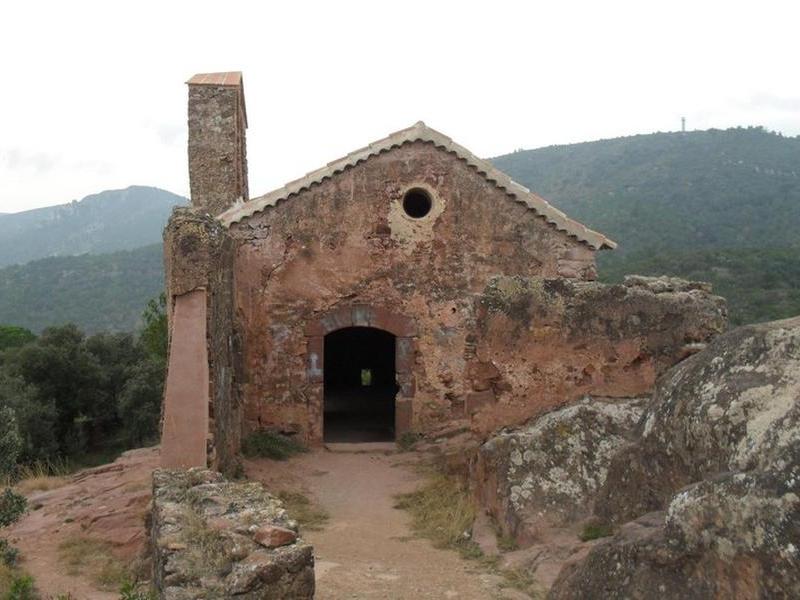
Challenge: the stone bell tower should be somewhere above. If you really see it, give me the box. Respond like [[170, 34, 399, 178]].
[[186, 72, 249, 216]]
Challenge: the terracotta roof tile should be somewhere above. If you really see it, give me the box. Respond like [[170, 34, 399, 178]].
[[186, 72, 243, 87], [219, 122, 616, 250]]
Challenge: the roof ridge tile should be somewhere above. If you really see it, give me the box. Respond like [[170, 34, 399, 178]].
[[218, 123, 616, 250]]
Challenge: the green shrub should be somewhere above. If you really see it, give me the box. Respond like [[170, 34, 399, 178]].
[[397, 432, 421, 451], [6, 574, 35, 600], [241, 430, 306, 461], [0, 539, 19, 567], [0, 490, 26, 528]]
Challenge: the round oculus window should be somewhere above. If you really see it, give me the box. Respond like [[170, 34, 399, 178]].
[[402, 188, 433, 219]]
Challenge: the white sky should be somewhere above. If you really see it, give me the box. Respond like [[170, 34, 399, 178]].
[[1, 0, 799, 213]]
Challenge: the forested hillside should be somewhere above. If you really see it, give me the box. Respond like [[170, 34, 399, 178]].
[[0, 244, 163, 333], [0, 186, 185, 268], [0, 127, 797, 332], [493, 127, 800, 324]]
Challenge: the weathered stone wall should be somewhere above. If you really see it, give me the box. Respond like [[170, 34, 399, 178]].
[[151, 469, 314, 599], [187, 81, 248, 216], [162, 208, 241, 472], [228, 141, 599, 441], [468, 275, 727, 436], [208, 233, 241, 473]]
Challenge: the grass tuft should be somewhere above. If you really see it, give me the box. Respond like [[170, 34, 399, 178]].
[[0, 564, 15, 597], [496, 531, 519, 553], [397, 432, 422, 452], [178, 508, 231, 580], [58, 535, 130, 591], [119, 579, 157, 600], [276, 491, 329, 532], [242, 430, 307, 461], [14, 460, 70, 494], [393, 473, 480, 559], [579, 522, 614, 541]]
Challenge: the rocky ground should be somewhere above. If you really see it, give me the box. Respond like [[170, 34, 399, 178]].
[[5, 447, 158, 598], [6, 445, 538, 599], [5, 316, 797, 599], [550, 316, 800, 598]]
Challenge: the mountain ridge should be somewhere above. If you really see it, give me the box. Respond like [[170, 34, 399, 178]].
[[0, 127, 797, 332], [492, 126, 800, 257], [0, 185, 187, 268]]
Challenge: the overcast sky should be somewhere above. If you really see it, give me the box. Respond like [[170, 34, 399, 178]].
[[1, 0, 798, 213]]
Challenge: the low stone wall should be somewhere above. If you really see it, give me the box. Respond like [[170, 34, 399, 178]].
[[151, 469, 314, 599]]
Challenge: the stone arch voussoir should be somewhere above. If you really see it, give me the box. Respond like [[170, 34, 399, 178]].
[[304, 304, 417, 441]]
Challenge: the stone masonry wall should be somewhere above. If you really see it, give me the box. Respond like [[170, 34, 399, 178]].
[[187, 83, 248, 216], [163, 208, 241, 472], [228, 141, 598, 442]]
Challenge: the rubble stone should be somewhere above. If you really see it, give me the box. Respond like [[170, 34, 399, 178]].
[[151, 468, 314, 599]]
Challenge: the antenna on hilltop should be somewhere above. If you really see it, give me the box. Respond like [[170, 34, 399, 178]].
[[681, 117, 686, 133]]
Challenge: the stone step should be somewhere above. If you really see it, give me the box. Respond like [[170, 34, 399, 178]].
[[324, 442, 399, 454]]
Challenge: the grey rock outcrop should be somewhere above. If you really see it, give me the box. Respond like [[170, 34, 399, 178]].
[[550, 317, 800, 599], [151, 469, 314, 599], [476, 397, 646, 543]]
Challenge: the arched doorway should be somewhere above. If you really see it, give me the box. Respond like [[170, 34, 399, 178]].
[[323, 327, 398, 442], [305, 304, 417, 443]]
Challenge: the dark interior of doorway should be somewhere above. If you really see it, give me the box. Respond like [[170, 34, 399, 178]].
[[324, 327, 397, 443]]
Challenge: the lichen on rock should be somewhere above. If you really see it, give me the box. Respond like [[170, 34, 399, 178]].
[[151, 468, 314, 599], [550, 316, 800, 599], [476, 396, 646, 543]]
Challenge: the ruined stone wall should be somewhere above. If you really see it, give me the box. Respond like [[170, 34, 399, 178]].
[[151, 469, 314, 598], [163, 208, 241, 472], [207, 234, 241, 473], [468, 275, 727, 436], [229, 142, 597, 441]]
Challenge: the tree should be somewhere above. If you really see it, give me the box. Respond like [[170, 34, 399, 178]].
[[13, 324, 105, 455], [117, 359, 163, 446], [140, 294, 168, 364], [0, 372, 57, 463], [0, 326, 35, 352], [0, 406, 21, 475]]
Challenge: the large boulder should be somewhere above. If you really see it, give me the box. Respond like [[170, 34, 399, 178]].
[[550, 317, 800, 599], [475, 396, 645, 544], [596, 315, 800, 524]]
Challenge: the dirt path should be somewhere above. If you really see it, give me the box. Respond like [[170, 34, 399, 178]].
[[8, 446, 522, 598], [247, 449, 515, 600]]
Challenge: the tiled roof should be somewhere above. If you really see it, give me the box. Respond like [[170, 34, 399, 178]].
[[219, 122, 616, 250], [186, 72, 243, 86]]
